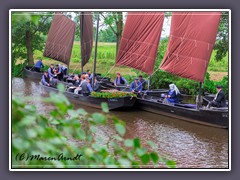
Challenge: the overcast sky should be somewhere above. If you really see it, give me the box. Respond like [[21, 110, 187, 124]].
[[72, 12, 171, 38]]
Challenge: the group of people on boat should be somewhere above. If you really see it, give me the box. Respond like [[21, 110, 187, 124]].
[[38, 59, 227, 108], [66, 70, 101, 96], [35, 59, 68, 81], [114, 72, 147, 92], [159, 83, 227, 108]]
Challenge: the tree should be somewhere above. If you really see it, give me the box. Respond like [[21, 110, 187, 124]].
[[100, 12, 123, 55], [98, 26, 116, 42], [12, 12, 53, 65], [214, 12, 229, 61]]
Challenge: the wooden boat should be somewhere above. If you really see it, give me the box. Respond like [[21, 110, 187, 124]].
[[116, 12, 229, 128], [136, 95, 228, 128], [39, 82, 136, 110], [23, 66, 43, 80]]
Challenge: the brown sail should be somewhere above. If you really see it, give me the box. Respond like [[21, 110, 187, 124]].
[[116, 12, 164, 75], [43, 12, 76, 66], [80, 12, 93, 67], [160, 12, 221, 82]]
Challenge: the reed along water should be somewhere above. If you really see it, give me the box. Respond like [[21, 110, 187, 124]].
[[12, 78, 229, 168]]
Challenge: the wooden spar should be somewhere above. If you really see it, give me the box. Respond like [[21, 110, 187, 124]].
[[148, 75, 152, 90], [196, 82, 203, 109], [80, 12, 84, 73], [92, 13, 100, 89]]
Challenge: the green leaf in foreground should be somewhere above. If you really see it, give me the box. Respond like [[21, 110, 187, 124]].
[[115, 123, 126, 136], [166, 160, 176, 168], [124, 139, 134, 147], [150, 152, 159, 164], [92, 113, 106, 124], [133, 138, 141, 148], [101, 102, 109, 113], [140, 154, 150, 165]]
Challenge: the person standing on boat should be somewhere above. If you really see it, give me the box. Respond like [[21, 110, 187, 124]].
[[47, 64, 55, 78], [114, 72, 128, 90], [164, 83, 180, 104], [139, 75, 147, 91], [208, 85, 227, 108], [34, 59, 44, 72], [130, 78, 142, 94]]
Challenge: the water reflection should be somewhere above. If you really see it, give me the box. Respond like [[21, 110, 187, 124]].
[[12, 78, 229, 168]]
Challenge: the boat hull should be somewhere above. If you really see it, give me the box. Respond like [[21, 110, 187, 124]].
[[23, 66, 43, 80], [136, 98, 229, 128], [40, 82, 136, 110]]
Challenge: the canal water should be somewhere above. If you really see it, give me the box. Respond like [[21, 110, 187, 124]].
[[12, 78, 229, 168]]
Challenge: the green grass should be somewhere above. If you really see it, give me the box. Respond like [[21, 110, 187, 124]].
[[208, 51, 228, 72], [32, 41, 228, 82], [33, 42, 137, 82]]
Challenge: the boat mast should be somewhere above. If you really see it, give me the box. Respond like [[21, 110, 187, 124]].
[[196, 82, 202, 109], [92, 13, 100, 89], [148, 75, 152, 90], [80, 12, 84, 73]]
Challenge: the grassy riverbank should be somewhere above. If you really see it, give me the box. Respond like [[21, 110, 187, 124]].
[[17, 41, 228, 82]]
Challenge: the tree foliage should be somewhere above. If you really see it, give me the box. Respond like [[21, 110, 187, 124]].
[[100, 12, 124, 55], [12, 84, 176, 168], [214, 11, 229, 61], [11, 12, 53, 76]]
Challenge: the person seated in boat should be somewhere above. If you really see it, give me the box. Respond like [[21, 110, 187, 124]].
[[85, 74, 89, 81], [66, 75, 81, 92], [73, 74, 81, 87], [42, 71, 51, 86], [58, 64, 68, 76], [86, 69, 93, 81], [54, 65, 63, 81], [47, 64, 55, 78], [34, 59, 44, 72], [93, 77, 101, 92], [130, 78, 142, 94], [74, 74, 85, 94], [207, 85, 227, 108], [114, 72, 128, 90], [73, 74, 92, 95], [139, 75, 147, 91], [162, 83, 180, 104], [41, 71, 56, 87], [80, 77, 93, 96]]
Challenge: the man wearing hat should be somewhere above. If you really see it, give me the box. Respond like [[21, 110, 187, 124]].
[[130, 78, 142, 94], [208, 85, 227, 108]]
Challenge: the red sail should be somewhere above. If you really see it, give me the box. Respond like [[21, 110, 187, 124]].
[[160, 12, 221, 82], [43, 13, 76, 66], [116, 12, 164, 75], [80, 12, 93, 67]]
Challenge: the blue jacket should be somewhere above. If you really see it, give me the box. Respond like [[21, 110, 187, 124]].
[[114, 76, 128, 85], [130, 81, 142, 92], [35, 60, 44, 68], [41, 74, 50, 86], [48, 67, 54, 78], [166, 90, 179, 103]]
